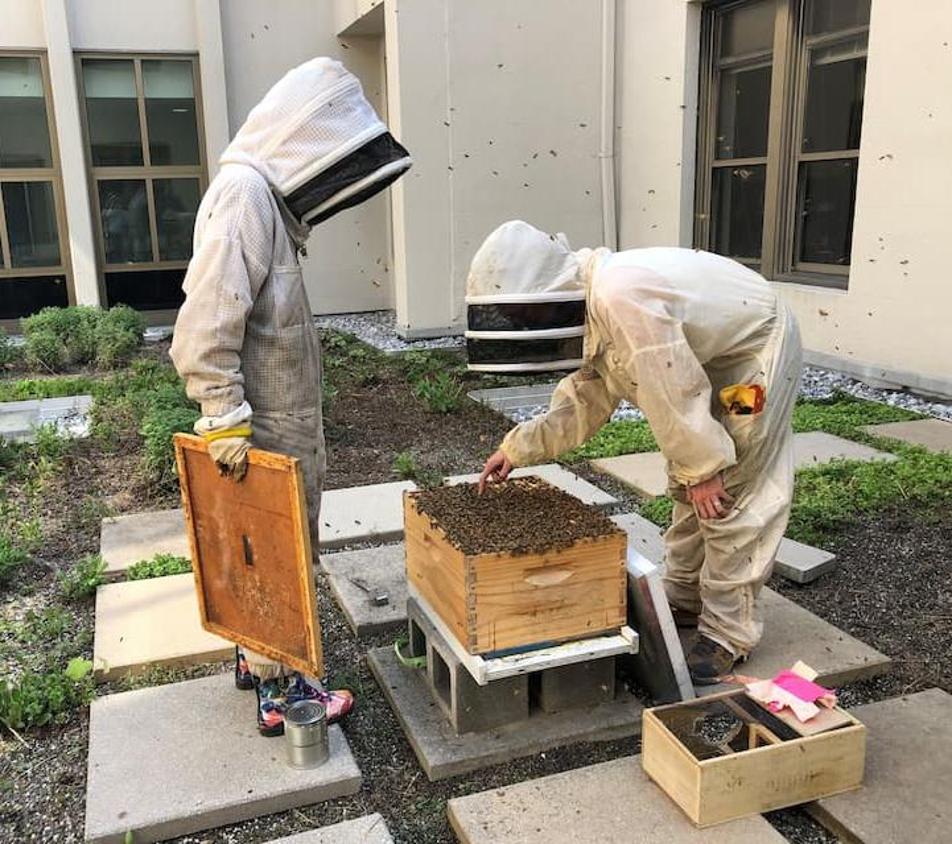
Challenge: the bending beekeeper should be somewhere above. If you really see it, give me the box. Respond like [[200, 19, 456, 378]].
[[170, 58, 411, 735], [474, 221, 802, 685]]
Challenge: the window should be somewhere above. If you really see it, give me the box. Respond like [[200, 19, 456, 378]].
[[695, 0, 871, 287], [0, 53, 71, 320], [78, 55, 205, 311]]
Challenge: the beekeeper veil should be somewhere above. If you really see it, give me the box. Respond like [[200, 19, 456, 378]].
[[221, 58, 411, 227], [465, 220, 587, 373]]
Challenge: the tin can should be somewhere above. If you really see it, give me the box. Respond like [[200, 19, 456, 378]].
[[284, 699, 329, 769]]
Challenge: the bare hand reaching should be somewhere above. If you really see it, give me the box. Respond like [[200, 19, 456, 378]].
[[687, 473, 734, 520], [478, 449, 513, 494]]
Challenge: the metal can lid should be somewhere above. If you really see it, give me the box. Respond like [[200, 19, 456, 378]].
[[285, 699, 326, 727]]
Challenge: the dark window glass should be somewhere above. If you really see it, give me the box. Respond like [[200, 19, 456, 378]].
[[807, 0, 871, 35], [720, 0, 775, 57], [154, 178, 200, 261], [98, 180, 152, 264], [0, 275, 68, 319], [796, 159, 858, 265], [0, 57, 53, 168], [2, 181, 61, 268], [466, 336, 584, 366], [105, 268, 186, 310], [803, 40, 866, 152], [143, 60, 200, 166], [711, 165, 766, 261], [82, 59, 143, 167], [467, 300, 587, 332], [716, 65, 772, 159]]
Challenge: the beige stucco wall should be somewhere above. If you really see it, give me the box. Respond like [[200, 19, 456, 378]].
[[385, 0, 607, 336], [772, 0, 952, 393], [67, 0, 198, 50], [219, 0, 394, 316], [0, 0, 45, 46]]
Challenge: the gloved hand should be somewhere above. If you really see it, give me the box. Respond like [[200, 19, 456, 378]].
[[205, 428, 252, 481]]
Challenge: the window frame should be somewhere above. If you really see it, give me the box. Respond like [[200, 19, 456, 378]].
[[695, 0, 870, 289], [75, 51, 208, 311], [0, 50, 74, 319]]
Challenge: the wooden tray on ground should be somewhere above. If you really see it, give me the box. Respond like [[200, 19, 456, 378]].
[[173, 433, 322, 677], [642, 689, 865, 827]]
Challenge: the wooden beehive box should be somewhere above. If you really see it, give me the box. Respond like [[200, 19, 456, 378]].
[[404, 477, 627, 655], [642, 689, 866, 827]]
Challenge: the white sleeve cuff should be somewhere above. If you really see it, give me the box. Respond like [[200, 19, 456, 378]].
[[193, 400, 253, 435]]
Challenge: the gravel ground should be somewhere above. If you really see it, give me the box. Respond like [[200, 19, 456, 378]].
[[315, 311, 464, 353]]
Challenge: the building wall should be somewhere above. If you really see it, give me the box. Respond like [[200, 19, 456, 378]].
[[773, 0, 952, 394], [0, 0, 45, 46], [384, 0, 607, 336]]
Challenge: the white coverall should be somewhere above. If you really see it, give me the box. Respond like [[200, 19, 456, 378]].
[[477, 224, 802, 656], [170, 59, 410, 678]]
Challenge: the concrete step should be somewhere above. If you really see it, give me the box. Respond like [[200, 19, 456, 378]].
[[591, 431, 897, 500], [84, 673, 361, 844], [93, 573, 231, 682], [265, 813, 393, 844], [808, 688, 952, 844], [319, 544, 407, 637], [447, 755, 785, 843], [99, 508, 190, 579], [320, 481, 417, 550], [862, 417, 952, 452]]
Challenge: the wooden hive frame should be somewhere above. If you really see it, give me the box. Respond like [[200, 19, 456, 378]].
[[405, 487, 627, 655], [174, 433, 323, 677]]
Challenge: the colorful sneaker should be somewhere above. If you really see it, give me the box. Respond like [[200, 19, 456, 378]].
[[235, 646, 254, 691], [288, 673, 355, 724], [255, 678, 288, 737]]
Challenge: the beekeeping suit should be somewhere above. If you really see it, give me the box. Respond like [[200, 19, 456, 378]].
[[171, 59, 411, 677], [468, 221, 802, 657]]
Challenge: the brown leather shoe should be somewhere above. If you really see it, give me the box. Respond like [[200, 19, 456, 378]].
[[686, 635, 739, 686], [668, 604, 699, 629]]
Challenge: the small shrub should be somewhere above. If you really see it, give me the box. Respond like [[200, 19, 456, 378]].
[[0, 535, 29, 585], [58, 554, 106, 601], [140, 405, 200, 485], [23, 329, 67, 371], [0, 327, 21, 367], [94, 306, 144, 369], [0, 658, 93, 730], [0, 375, 97, 403], [414, 372, 463, 414], [32, 422, 69, 464], [126, 553, 192, 581], [392, 451, 418, 480]]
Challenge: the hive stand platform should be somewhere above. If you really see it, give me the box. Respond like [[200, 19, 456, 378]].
[[367, 593, 643, 780]]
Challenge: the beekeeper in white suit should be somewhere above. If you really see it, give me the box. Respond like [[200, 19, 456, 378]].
[[475, 221, 802, 685], [171, 58, 411, 735]]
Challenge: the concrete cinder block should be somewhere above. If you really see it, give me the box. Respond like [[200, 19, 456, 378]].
[[535, 657, 615, 714], [409, 599, 528, 734]]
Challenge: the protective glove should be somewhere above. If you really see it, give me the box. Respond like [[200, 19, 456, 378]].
[[204, 427, 252, 481]]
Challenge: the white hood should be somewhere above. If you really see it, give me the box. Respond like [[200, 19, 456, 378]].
[[464, 221, 590, 373], [220, 57, 410, 225]]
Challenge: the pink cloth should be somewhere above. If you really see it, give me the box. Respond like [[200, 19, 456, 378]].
[[772, 670, 834, 703], [744, 669, 837, 723]]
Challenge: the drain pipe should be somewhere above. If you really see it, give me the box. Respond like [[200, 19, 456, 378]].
[[598, 0, 618, 250]]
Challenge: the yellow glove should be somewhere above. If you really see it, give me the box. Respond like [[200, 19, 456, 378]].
[[204, 426, 252, 481]]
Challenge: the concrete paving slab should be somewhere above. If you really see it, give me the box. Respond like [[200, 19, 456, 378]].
[[591, 452, 668, 499], [446, 463, 616, 507], [808, 688, 952, 844], [367, 645, 642, 781], [686, 588, 891, 694], [611, 511, 666, 564], [794, 431, 896, 468], [774, 537, 837, 584], [84, 673, 361, 844], [265, 813, 393, 844], [93, 573, 232, 681], [99, 508, 191, 579], [468, 383, 557, 413], [0, 394, 92, 441], [320, 481, 416, 550], [318, 544, 407, 637], [862, 418, 952, 452], [447, 755, 785, 843]]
